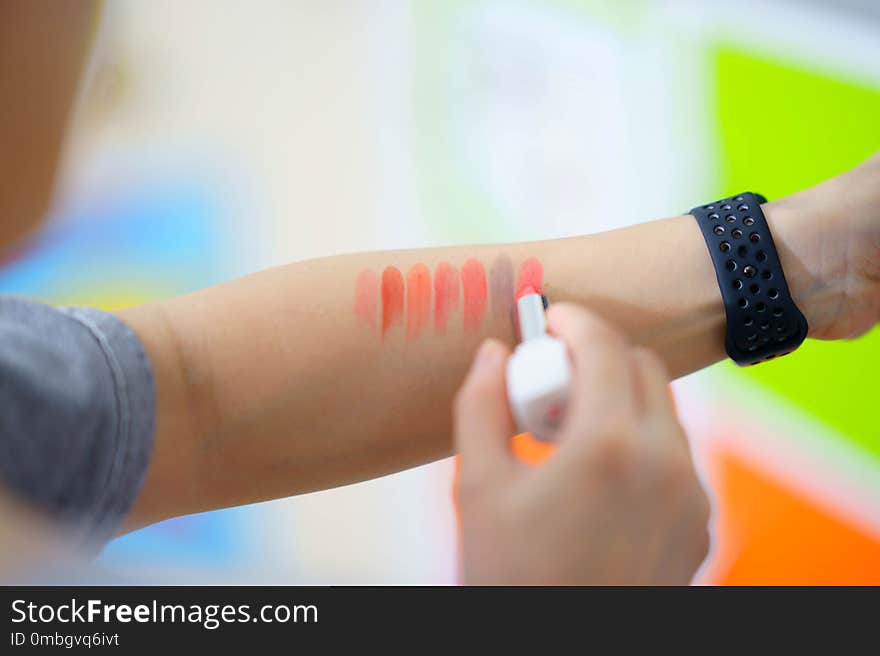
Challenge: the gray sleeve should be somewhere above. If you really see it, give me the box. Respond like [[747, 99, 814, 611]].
[[0, 296, 155, 548]]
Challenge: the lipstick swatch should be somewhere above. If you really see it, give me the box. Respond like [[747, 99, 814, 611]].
[[433, 262, 460, 335], [361, 255, 540, 340], [354, 269, 378, 331], [381, 266, 405, 337], [489, 254, 515, 321], [461, 259, 487, 333], [516, 257, 544, 298], [406, 263, 432, 339]]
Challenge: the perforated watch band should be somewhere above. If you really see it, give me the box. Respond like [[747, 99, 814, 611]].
[[689, 192, 808, 366]]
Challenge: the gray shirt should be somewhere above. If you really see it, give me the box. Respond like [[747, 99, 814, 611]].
[[0, 295, 155, 547]]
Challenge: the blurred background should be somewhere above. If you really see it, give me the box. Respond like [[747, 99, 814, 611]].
[[2, 0, 878, 584]]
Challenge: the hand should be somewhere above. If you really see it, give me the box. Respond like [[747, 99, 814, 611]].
[[453, 304, 710, 585], [767, 151, 880, 340]]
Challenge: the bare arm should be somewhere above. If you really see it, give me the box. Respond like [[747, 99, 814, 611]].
[[119, 154, 880, 529]]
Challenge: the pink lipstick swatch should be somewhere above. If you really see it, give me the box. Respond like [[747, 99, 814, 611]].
[[461, 259, 487, 333], [354, 270, 378, 331], [516, 257, 544, 298], [433, 262, 460, 335]]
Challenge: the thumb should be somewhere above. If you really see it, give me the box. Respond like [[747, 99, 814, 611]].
[[453, 339, 517, 483]]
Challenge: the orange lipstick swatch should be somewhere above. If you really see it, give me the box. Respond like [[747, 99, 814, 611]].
[[406, 263, 432, 339], [461, 259, 487, 333], [381, 266, 404, 336], [433, 262, 460, 335]]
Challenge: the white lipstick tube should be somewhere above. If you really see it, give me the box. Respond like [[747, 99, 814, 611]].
[[505, 293, 572, 441]]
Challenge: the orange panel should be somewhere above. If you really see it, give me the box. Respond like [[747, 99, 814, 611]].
[[452, 434, 553, 530], [706, 450, 880, 585], [511, 433, 555, 465]]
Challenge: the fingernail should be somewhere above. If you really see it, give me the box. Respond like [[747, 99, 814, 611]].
[[474, 340, 499, 370]]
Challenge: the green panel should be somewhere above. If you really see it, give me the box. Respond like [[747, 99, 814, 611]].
[[714, 46, 880, 461], [714, 47, 880, 199]]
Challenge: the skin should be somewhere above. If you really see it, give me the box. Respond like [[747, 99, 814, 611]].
[[0, 1, 97, 249], [0, 2, 878, 584], [117, 155, 880, 530], [0, 493, 63, 581]]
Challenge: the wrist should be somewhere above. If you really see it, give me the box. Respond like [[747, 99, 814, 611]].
[[764, 186, 853, 340]]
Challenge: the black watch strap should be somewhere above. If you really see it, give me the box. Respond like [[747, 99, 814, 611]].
[[689, 192, 808, 366]]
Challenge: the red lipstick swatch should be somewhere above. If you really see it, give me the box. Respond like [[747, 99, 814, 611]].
[[381, 266, 405, 337], [433, 262, 460, 335], [461, 259, 487, 333], [354, 269, 378, 331], [516, 257, 544, 299], [406, 263, 432, 339]]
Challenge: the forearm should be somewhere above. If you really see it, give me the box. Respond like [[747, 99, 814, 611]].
[[117, 186, 851, 528]]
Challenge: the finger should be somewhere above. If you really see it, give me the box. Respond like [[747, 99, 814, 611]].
[[630, 347, 674, 417], [630, 347, 693, 456], [453, 339, 517, 481], [544, 303, 637, 441]]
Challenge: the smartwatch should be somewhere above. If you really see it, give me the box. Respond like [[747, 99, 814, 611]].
[[689, 192, 808, 366]]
